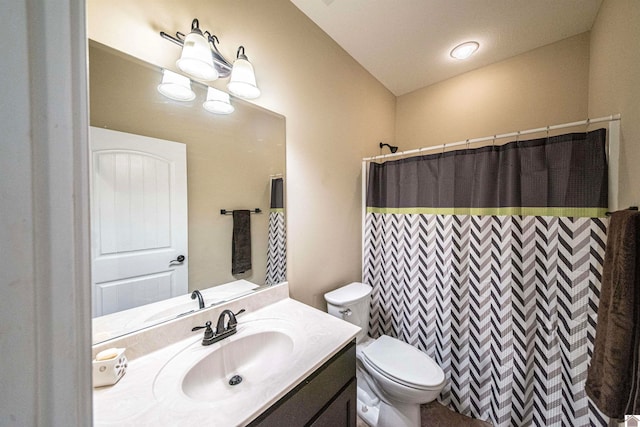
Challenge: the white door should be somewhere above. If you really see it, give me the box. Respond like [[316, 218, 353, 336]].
[[90, 127, 188, 317]]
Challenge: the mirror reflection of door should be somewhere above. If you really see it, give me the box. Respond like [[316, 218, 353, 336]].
[[90, 127, 188, 316]]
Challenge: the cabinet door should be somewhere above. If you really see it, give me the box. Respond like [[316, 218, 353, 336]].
[[248, 341, 356, 427], [309, 378, 357, 427]]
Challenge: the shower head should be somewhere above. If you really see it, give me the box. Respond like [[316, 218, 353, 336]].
[[379, 142, 398, 153]]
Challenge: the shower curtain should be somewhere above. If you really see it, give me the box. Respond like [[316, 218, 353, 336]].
[[363, 130, 610, 426], [266, 177, 286, 285]]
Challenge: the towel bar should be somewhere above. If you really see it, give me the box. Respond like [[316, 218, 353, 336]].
[[220, 208, 262, 215]]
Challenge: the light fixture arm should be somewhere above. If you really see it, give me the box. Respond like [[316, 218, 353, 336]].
[[206, 33, 219, 45], [160, 18, 202, 46], [236, 46, 248, 60], [190, 19, 203, 35], [159, 30, 185, 47], [160, 18, 233, 78], [206, 33, 233, 77]]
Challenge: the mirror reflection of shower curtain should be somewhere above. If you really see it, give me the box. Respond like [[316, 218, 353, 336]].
[[266, 176, 286, 285]]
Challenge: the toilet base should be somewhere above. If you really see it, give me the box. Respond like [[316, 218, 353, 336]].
[[357, 382, 379, 426], [356, 379, 421, 427]]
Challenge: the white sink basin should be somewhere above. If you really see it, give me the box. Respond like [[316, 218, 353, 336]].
[[152, 318, 302, 409], [182, 330, 294, 401]]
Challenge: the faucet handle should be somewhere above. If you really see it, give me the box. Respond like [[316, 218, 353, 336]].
[[192, 321, 215, 338], [191, 320, 212, 331], [227, 309, 246, 329]]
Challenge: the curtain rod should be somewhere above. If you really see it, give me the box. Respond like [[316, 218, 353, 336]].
[[363, 114, 621, 162]]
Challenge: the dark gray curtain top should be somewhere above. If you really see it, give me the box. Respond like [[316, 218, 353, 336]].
[[270, 177, 284, 209], [367, 129, 608, 213]]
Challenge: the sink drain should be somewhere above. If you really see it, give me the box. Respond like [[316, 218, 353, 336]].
[[229, 375, 243, 386]]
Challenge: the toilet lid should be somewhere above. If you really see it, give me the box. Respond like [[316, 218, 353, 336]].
[[324, 282, 372, 306], [361, 335, 445, 389]]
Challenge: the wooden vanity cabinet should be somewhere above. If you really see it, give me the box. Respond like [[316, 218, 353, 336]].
[[247, 340, 357, 427]]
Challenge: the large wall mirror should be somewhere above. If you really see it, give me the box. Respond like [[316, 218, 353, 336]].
[[90, 40, 286, 344]]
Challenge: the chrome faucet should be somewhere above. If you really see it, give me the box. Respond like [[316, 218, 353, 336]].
[[191, 290, 205, 309], [192, 309, 246, 346]]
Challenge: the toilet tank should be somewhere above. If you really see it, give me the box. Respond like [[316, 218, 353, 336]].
[[324, 282, 372, 342]]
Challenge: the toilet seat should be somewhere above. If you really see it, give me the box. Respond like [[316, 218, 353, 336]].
[[360, 336, 445, 391]]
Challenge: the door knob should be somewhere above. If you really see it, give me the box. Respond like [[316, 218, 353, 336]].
[[169, 255, 185, 266]]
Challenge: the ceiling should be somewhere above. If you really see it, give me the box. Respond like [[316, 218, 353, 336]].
[[290, 0, 603, 96]]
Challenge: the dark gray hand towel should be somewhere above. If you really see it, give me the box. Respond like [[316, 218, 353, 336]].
[[232, 210, 252, 275], [586, 209, 640, 417]]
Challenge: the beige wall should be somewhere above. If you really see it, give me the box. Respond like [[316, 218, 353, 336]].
[[588, 0, 640, 209], [395, 33, 590, 149], [87, 0, 396, 309]]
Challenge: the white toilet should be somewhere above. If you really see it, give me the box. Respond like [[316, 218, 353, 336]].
[[325, 282, 445, 427]]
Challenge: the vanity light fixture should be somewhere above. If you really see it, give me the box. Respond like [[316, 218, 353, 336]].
[[450, 41, 480, 60], [203, 87, 235, 114], [175, 19, 218, 81], [157, 69, 196, 101], [227, 46, 261, 99], [161, 19, 260, 99]]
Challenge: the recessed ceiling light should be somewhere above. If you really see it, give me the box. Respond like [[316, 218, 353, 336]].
[[450, 41, 480, 60]]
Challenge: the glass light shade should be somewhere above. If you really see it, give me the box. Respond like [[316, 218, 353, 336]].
[[157, 69, 196, 101], [450, 41, 480, 60], [227, 57, 260, 99], [177, 31, 218, 81], [202, 87, 234, 114]]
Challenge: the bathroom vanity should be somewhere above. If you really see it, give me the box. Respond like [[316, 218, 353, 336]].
[[92, 283, 359, 426], [248, 340, 356, 426]]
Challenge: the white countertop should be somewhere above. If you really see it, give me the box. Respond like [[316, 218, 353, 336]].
[[93, 298, 359, 426]]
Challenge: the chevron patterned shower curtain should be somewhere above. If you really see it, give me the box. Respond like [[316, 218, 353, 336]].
[[266, 177, 286, 285], [363, 130, 610, 426]]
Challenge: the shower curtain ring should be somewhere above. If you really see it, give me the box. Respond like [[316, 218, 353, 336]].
[[516, 131, 520, 143], [442, 143, 447, 154], [546, 126, 550, 139], [466, 139, 470, 149], [586, 118, 591, 130], [492, 135, 496, 147]]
